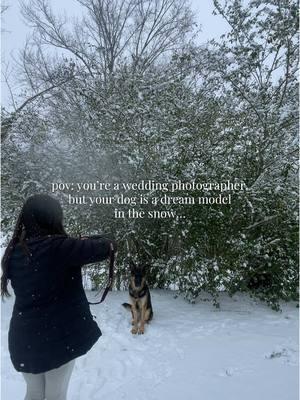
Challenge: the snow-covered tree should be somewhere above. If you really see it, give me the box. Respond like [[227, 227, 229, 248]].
[[2, 0, 298, 309]]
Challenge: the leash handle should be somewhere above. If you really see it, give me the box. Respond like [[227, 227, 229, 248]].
[[88, 241, 115, 305]]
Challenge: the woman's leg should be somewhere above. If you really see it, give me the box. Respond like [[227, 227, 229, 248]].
[[22, 372, 45, 400], [44, 359, 75, 400]]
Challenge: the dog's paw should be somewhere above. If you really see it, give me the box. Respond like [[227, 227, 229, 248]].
[[131, 320, 135, 325], [138, 327, 144, 334], [131, 327, 138, 334]]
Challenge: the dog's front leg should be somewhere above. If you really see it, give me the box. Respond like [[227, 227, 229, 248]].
[[131, 304, 138, 334], [138, 304, 146, 334]]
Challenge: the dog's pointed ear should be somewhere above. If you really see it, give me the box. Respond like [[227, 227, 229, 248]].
[[140, 262, 150, 269], [129, 259, 136, 272]]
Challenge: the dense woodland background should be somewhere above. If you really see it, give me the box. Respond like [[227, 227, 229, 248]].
[[1, 0, 298, 310]]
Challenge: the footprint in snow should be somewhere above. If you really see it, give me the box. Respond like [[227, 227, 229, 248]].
[[265, 347, 298, 365]]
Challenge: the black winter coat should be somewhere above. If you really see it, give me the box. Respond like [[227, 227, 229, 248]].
[[8, 235, 112, 374]]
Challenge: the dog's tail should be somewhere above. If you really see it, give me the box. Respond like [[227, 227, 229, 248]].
[[122, 302, 132, 310]]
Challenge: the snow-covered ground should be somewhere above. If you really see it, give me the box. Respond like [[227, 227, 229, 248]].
[[1, 290, 299, 400]]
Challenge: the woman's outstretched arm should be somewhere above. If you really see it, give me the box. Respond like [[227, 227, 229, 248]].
[[50, 236, 117, 268]]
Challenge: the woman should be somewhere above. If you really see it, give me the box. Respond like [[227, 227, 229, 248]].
[[1, 194, 117, 400]]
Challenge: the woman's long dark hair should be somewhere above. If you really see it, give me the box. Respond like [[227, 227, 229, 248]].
[[1, 194, 67, 299]]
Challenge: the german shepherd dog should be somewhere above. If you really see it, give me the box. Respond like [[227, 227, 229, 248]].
[[122, 261, 153, 334]]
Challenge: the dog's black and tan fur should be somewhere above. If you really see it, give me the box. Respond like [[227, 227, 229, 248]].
[[122, 261, 153, 334]]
